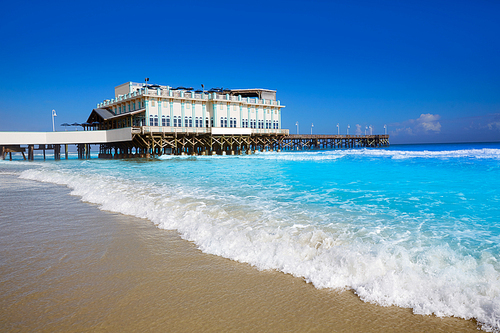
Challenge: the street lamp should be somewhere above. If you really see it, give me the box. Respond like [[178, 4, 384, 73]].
[[337, 123, 339, 135], [296, 121, 299, 134], [311, 123, 314, 135], [347, 124, 350, 135], [369, 125, 372, 135], [52, 109, 57, 132], [384, 124, 387, 135]]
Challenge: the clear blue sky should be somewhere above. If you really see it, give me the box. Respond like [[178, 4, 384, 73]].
[[1, 0, 499, 144]]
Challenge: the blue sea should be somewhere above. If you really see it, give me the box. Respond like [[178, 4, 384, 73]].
[[2, 142, 500, 330]]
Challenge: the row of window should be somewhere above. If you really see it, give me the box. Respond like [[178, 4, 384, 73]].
[[149, 115, 279, 128], [150, 115, 209, 127], [219, 117, 238, 128], [117, 101, 145, 114]]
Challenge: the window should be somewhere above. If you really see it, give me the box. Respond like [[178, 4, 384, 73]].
[[149, 115, 158, 126], [151, 101, 156, 107], [173, 116, 179, 127], [195, 116, 204, 128], [133, 102, 136, 110], [220, 117, 228, 127], [229, 117, 237, 128], [162, 115, 170, 127], [119, 106, 122, 114]]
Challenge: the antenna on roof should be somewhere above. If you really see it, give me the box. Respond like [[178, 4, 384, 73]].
[[145, 78, 149, 86]]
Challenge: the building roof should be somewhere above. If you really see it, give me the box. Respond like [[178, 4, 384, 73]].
[[228, 88, 277, 100], [87, 108, 146, 123]]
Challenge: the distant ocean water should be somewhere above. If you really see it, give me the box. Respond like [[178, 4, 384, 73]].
[[2, 142, 499, 331]]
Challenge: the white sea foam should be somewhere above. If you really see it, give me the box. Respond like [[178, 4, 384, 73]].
[[247, 148, 500, 161], [19, 165, 500, 331]]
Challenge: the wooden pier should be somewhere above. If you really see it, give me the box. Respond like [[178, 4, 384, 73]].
[[1, 128, 389, 160], [98, 130, 390, 158]]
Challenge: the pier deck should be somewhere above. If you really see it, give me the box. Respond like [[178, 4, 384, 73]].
[[101, 130, 389, 158], [1, 127, 389, 160]]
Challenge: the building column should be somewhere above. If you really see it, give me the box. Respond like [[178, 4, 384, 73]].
[[248, 104, 251, 127], [170, 100, 174, 126], [181, 101, 185, 127], [256, 107, 259, 129], [145, 98, 149, 126], [202, 104, 206, 127], [191, 102, 195, 127], [213, 103, 217, 127], [239, 105, 243, 127], [158, 99, 162, 127]]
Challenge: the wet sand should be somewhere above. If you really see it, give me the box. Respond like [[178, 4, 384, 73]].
[[0, 175, 479, 332]]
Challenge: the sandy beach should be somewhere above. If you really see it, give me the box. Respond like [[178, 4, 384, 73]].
[[0, 174, 479, 332]]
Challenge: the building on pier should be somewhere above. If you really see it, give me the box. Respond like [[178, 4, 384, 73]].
[[88, 82, 286, 134], [86, 81, 290, 156]]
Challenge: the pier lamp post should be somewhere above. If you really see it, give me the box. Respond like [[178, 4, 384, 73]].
[[296, 121, 299, 134], [311, 123, 314, 135], [337, 123, 339, 135], [384, 124, 387, 135], [52, 109, 57, 132], [347, 124, 350, 135], [369, 125, 372, 135], [365, 126, 367, 135]]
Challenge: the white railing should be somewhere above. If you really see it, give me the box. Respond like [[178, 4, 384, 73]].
[[140, 126, 288, 136], [251, 128, 289, 135], [142, 126, 210, 134], [99, 89, 282, 108]]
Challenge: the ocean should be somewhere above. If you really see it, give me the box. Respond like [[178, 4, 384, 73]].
[[1, 142, 499, 331]]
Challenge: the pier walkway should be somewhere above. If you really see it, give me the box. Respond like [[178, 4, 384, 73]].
[[0, 128, 132, 160], [0, 127, 389, 160]]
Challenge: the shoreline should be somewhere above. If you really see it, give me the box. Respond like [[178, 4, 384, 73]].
[[0, 174, 479, 332]]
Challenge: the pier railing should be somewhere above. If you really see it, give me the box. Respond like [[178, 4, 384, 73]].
[[140, 126, 289, 136], [97, 88, 282, 108], [286, 134, 389, 139]]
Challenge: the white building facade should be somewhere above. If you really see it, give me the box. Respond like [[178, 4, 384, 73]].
[[94, 82, 287, 135]]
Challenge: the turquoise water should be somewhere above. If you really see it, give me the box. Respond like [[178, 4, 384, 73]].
[[2, 142, 500, 330]]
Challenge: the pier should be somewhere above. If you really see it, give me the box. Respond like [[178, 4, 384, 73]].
[[98, 128, 389, 158], [1, 128, 389, 160]]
